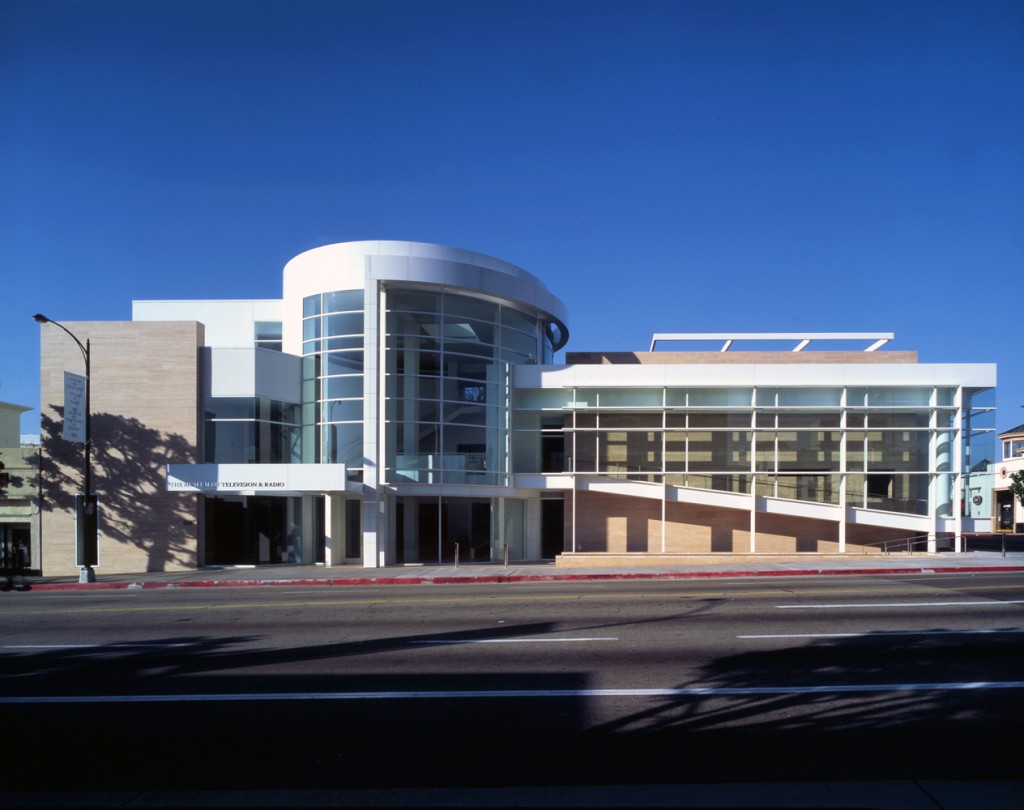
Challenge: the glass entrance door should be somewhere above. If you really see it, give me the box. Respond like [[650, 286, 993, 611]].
[[204, 496, 307, 565], [444, 499, 490, 563], [396, 497, 493, 563], [541, 499, 564, 559]]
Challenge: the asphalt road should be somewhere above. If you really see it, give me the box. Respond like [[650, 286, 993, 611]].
[[2, 573, 1023, 795]]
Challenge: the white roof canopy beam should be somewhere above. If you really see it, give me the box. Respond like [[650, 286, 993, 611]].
[[649, 332, 894, 352]]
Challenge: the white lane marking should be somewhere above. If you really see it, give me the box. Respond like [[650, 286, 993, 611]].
[[4, 681, 1024, 704], [409, 637, 618, 645], [739, 629, 1024, 639], [775, 600, 1024, 609], [1, 643, 197, 649]]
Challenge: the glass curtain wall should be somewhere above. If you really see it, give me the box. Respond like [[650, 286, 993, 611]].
[[963, 388, 996, 519], [203, 397, 301, 464], [384, 288, 544, 564], [302, 290, 365, 471], [845, 387, 939, 516], [512, 385, 981, 517], [384, 288, 542, 486]]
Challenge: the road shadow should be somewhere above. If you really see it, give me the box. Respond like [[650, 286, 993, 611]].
[[579, 628, 1024, 782], [3, 613, 1022, 788]]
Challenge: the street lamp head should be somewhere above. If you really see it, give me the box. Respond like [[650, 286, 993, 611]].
[[32, 313, 50, 324]]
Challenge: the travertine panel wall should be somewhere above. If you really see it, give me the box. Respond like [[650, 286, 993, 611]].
[[567, 490, 750, 553], [663, 500, 750, 552], [39, 322, 203, 575], [755, 512, 838, 553]]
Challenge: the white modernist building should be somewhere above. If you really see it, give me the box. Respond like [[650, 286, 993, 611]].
[[36, 241, 997, 575]]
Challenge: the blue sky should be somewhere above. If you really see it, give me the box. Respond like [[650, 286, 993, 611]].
[[3, 0, 1022, 435]]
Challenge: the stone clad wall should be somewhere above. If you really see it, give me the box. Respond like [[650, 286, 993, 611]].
[[567, 490, 751, 553], [39, 321, 203, 576]]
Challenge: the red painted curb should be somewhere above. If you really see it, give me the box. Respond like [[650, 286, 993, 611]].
[[20, 565, 1024, 591]]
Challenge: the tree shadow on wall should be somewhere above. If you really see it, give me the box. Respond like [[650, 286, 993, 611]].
[[40, 409, 197, 572]]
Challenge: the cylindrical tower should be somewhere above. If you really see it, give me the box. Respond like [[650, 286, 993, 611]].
[[283, 241, 568, 566]]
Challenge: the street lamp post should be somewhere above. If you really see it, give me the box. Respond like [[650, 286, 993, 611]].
[[33, 314, 97, 583]]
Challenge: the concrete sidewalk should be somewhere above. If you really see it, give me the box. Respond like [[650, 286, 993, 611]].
[[18, 549, 1024, 590]]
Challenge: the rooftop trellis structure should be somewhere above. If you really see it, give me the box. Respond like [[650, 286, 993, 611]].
[[649, 333, 894, 353]]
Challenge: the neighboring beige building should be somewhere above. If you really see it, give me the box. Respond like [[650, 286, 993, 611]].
[[994, 424, 1024, 533], [0, 401, 40, 575]]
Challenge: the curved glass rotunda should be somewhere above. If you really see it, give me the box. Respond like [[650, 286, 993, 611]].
[[282, 241, 570, 566]]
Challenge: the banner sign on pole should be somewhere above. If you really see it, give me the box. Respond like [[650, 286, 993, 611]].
[[63, 371, 87, 444]]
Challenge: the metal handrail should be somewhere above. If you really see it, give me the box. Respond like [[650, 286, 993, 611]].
[[861, 533, 1020, 558], [858, 534, 933, 555]]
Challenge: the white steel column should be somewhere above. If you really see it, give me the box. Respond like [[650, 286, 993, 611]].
[[749, 388, 757, 552], [571, 407, 577, 553], [927, 387, 941, 553], [838, 388, 847, 552], [361, 275, 383, 567], [749, 487, 757, 551], [953, 387, 964, 552], [323, 494, 337, 566], [661, 399, 666, 552]]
